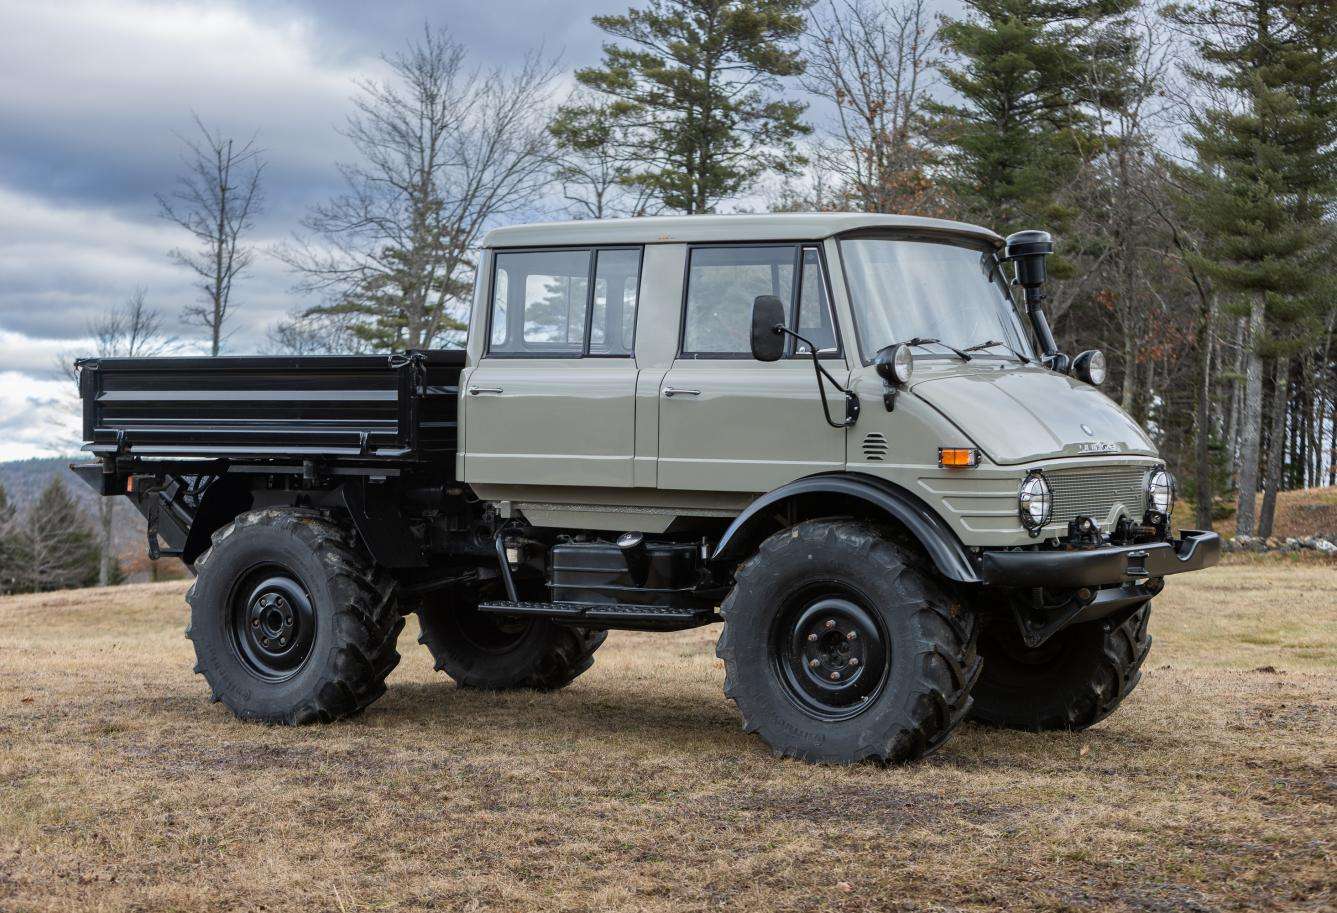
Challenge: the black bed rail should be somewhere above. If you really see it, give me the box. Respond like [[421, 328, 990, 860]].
[[76, 350, 464, 463]]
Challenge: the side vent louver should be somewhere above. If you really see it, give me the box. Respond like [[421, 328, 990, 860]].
[[861, 432, 888, 461]]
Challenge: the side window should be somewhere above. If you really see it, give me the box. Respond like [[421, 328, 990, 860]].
[[683, 246, 796, 356], [589, 249, 641, 356], [488, 248, 640, 357], [490, 269, 509, 347], [793, 246, 837, 355]]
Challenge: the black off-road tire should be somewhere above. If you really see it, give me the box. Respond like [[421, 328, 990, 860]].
[[716, 520, 981, 765], [186, 508, 403, 724], [416, 589, 606, 691], [969, 602, 1152, 731]]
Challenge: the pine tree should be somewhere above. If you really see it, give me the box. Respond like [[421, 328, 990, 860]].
[[927, 0, 1138, 239], [574, 0, 811, 213], [0, 481, 19, 596], [1165, 0, 1337, 537], [15, 477, 102, 593]]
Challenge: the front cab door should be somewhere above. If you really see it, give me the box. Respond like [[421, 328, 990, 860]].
[[657, 245, 848, 493]]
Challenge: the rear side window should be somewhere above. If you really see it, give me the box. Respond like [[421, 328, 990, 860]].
[[488, 248, 641, 357], [681, 245, 839, 358]]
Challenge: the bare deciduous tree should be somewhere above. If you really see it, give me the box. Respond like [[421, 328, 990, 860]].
[[802, 0, 941, 215], [278, 26, 559, 351], [551, 96, 660, 220], [81, 288, 177, 585], [158, 114, 265, 355]]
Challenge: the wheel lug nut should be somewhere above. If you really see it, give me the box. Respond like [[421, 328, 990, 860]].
[[847, 630, 858, 640], [808, 658, 820, 669], [824, 619, 836, 629], [251, 619, 259, 627], [849, 658, 860, 667], [807, 632, 818, 642], [829, 671, 840, 681], [279, 637, 287, 646]]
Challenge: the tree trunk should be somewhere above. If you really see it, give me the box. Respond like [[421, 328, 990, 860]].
[[98, 497, 114, 587], [1258, 356, 1289, 537], [1225, 316, 1245, 462], [1194, 296, 1215, 530], [1120, 324, 1137, 413], [1234, 297, 1266, 537]]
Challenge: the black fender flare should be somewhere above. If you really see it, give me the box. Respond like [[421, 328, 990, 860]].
[[711, 472, 981, 583]]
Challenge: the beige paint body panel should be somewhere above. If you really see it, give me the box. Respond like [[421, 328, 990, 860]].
[[462, 359, 638, 487], [656, 360, 848, 491]]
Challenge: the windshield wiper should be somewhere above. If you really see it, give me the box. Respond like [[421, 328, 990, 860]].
[[963, 339, 1030, 364], [892, 336, 972, 362]]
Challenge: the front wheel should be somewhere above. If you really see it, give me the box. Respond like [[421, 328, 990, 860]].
[[969, 602, 1152, 730], [716, 520, 980, 765]]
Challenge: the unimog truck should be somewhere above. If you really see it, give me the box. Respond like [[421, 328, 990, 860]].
[[72, 213, 1220, 764]]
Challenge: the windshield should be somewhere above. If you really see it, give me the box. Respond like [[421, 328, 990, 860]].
[[839, 237, 1033, 361]]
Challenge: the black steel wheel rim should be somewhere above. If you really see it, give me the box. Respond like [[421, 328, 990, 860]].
[[771, 588, 890, 721], [230, 567, 317, 682]]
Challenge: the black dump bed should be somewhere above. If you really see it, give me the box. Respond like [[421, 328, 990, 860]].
[[76, 350, 463, 463]]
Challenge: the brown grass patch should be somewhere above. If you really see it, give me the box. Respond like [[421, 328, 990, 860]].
[[1, 566, 1333, 912]]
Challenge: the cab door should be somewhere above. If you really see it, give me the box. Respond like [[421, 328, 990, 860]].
[[656, 245, 848, 493], [462, 247, 642, 488]]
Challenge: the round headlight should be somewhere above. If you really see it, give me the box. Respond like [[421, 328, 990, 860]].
[[1073, 349, 1106, 386], [1147, 468, 1174, 514], [1018, 471, 1053, 533], [874, 343, 914, 385]]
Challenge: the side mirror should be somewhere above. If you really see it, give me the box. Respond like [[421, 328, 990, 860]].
[[749, 295, 786, 362]]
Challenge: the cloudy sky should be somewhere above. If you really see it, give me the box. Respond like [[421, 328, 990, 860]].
[[0, 0, 630, 459], [0, 0, 960, 461]]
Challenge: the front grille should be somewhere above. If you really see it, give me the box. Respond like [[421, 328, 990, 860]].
[[1047, 465, 1148, 525]]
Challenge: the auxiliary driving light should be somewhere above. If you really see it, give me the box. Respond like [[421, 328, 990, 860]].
[[1018, 471, 1053, 534], [1147, 468, 1175, 515], [874, 343, 914, 385]]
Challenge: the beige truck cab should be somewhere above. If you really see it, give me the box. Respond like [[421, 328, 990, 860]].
[[75, 212, 1219, 764]]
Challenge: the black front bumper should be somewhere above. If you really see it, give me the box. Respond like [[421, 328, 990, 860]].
[[979, 530, 1222, 589]]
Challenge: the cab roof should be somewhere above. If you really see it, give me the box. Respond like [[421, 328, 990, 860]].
[[482, 212, 1003, 249]]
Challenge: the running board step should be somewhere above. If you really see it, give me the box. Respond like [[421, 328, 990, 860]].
[[477, 600, 716, 631]]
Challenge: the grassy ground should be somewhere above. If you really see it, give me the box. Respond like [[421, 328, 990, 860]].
[[0, 563, 1333, 912]]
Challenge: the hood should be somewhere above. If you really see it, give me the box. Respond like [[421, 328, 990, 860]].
[[910, 365, 1156, 465]]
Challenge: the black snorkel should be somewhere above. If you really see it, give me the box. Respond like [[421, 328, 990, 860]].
[[1002, 230, 1068, 374]]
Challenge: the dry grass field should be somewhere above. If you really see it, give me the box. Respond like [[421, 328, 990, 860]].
[[1, 561, 1333, 912]]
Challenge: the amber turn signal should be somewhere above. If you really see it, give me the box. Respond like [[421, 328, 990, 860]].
[[938, 447, 979, 468]]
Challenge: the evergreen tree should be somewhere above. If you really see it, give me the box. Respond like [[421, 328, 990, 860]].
[[0, 481, 19, 595], [927, 0, 1138, 238], [574, 0, 811, 213], [14, 477, 102, 593], [1165, 0, 1337, 536]]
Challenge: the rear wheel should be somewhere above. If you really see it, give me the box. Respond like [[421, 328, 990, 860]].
[[186, 509, 403, 724], [969, 602, 1152, 730], [416, 589, 606, 691], [716, 520, 980, 765]]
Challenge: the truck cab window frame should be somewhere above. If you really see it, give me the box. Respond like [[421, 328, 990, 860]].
[[485, 246, 643, 359], [678, 243, 843, 360]]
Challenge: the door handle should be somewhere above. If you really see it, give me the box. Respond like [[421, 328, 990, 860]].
[[468, 386, 504, 396], [663, 387, 701, 398]]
